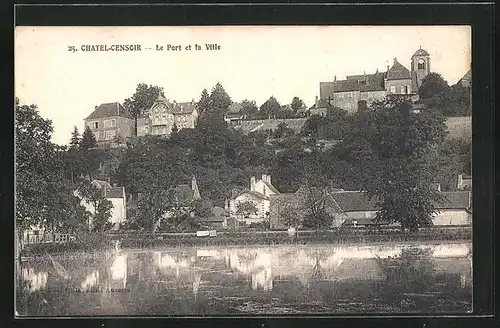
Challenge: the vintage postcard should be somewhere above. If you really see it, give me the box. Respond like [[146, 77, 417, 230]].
[[15, 26, 472, 316]]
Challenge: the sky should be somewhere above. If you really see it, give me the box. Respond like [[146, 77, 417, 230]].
[[15, 26, 471, 145]]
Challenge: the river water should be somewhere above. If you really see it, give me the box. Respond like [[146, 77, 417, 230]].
[[16, 242, 472, 316]]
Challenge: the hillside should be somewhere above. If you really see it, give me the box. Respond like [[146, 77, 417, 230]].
[[445, 116, 472, 140]]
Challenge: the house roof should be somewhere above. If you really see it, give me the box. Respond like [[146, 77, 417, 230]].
[[413, 48, 430, 57], [332, 191, 380, 212], [386, 60, 412, 81], [436, 191, 470, 209], [262, 180, 280, 194], [332, 190, 470, 212], [320, 72, 386, 94], [232, 190, 269, 200], [172, 101, 196, 115], [85, 102, 129, 120], [91, 180, 112, 189], [151, 97, 197, 115]]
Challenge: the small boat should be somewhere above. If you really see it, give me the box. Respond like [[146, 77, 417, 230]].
[[45, 251, 70, 280]]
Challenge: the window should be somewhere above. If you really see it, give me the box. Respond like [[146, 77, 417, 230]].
[[405, 86, 409, 94], [94, 122, 99, 129], [390, 86, 396, 93], [105, 130, 116, 140], [418, 59, 426, 70], [103, 119, 116, 128]]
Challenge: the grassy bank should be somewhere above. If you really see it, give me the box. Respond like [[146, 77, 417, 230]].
[[20, 226, 471, 256], [114, 227, 471, 248]]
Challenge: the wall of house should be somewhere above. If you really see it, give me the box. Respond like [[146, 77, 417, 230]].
[[432, 209, 470, 226], [253, 180, 277, 198], [85, 116, 134, 144], [116, 116, 135, 139], [345, 211, 378, 220], [359, 90, 387, 107], [385, 79, 413, 95], [109, 198, 126, 224], [331, 91, 361, 114], [137, 117, 151, 137]]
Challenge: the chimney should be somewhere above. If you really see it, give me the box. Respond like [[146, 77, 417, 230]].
[[191, 98, 195, 105], [192, 176, 201, 200], [262, 174, 267, 183], [250, 176, 256, 191], [113, 183, 117, 187], [224, 198, 229, 210], [267, 175, 271, 185], [457, 174, 463, 190], [393, 57, 398, 65], [95, 105, 98, 109], [334, 75, 337, 82], [315, 96, 319, 107], [117, 102, 120, 115]]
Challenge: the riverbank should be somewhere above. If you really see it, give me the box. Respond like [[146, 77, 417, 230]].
[[20, 226, 471, 257]]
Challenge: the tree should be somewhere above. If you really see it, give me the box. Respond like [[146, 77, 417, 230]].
[[418, 72, 449, 99], [193, 198, 214, 218], [291, 97, 305, 113], [197, 89, 211, 115], [240, 99, 259, 119], [209, 82, 232, 113], [69, 126, 81, 149], [273, 122, 294, 139], [440, 85, 472, 116], [124, 83, 163, 135], [355, 99, 447, 232], [236, 200, 258, 217], [260, 96, 281, 119], [80, 126, 98, 150], [92, 198, 113, 232]]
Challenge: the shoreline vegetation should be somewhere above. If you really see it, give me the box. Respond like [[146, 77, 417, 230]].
[[20, 226, 471, 258]]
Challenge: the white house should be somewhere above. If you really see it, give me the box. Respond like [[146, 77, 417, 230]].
[[229, 174, 280, 225], [75, 179, 127, 228]]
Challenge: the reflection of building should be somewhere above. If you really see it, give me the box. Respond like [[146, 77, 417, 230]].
[[81, 270, 100, 290], [84, 102, 134, 146], [137, 93, 198, 137], [22, 267, 48, 292], [108, 253, 128, 289], [319, 47, 431, 113]]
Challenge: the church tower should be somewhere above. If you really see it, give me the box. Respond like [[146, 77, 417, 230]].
[[411, 47, 431, 89]]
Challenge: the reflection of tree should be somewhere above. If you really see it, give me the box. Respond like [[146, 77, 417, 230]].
[[237, 252, 258, 268], [375, 247, 436, 292]]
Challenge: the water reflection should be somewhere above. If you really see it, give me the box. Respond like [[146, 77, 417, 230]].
[[16, 243, 472, 316]]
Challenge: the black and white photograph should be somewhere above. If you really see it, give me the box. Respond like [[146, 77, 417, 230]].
[[14, 25, 473, 316]]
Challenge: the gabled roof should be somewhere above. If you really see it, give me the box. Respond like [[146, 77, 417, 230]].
[[262, 180, 280, 195], [386, 60, 411, 80], [91, 180, 112, 189], [232, 190, 269, 200], [172, 101, 196, 115], [320, 72, 386, 94], [85, 102, 129, 120], [331, 191, 380, 212], [436, 191, 470, 209]]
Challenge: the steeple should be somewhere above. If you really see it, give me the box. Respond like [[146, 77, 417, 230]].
[[192, 176, 201, 200]]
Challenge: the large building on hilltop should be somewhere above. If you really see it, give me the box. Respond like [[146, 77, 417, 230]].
[[84, 102, 135, 146], [137, 92, 199, 137], [318, 47, 431, 114]]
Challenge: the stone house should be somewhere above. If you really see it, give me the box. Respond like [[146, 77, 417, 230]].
[[84, 102, 134, 146], [319, 47, 431, 113], [74, 179, 127, 228], [334, 190, 472, 227], [137, 92, 198, 137], [229, 174, 280, 225]]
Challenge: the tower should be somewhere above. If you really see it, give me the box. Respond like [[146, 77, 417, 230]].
[[411, 46, 431, 89]]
